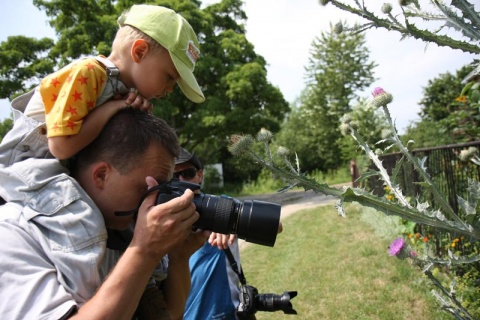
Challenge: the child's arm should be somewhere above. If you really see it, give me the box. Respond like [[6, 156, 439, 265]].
[[48, 92, 151, 160]]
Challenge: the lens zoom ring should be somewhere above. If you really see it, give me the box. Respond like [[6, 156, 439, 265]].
[[215, 197, 233, 234]]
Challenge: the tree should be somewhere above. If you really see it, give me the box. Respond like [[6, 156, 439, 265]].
[[0, 36, 55, 99], [277, 23, 377, 172], [2, 0, 289, 185], [419, 64, 475, 121]]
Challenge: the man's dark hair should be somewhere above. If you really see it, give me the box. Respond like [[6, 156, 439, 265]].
[[71, 108, 179, 175]]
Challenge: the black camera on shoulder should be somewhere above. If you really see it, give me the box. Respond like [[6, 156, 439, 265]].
[[155, 179, 281, 247], [236, 284, 297, 318]]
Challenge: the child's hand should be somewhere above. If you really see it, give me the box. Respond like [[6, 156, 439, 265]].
[[125, 88, 153, 113]]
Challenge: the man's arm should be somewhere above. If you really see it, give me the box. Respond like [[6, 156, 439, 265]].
[[71, 185, 202, 320]]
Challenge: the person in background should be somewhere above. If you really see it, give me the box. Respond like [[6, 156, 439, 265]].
[[174, 148, 244, 319], [0, 108, 209, 319]]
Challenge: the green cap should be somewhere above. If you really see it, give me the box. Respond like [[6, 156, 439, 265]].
[[118, 5, 205, 103]]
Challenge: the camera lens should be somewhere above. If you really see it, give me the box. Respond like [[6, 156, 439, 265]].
[[255, 291, 298, 314], [192, 194, 281, 247]]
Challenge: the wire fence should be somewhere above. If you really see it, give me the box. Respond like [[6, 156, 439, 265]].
[[367, 141, 480, 258]]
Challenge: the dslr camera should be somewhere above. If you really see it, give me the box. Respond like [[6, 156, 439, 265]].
[[155, 179, 281, 247], [236, 284, 297, 318]]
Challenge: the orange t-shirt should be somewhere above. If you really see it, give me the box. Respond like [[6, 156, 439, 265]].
[[40, 58, 107, 137]]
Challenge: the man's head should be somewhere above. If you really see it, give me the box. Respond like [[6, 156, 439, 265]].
[[113, 5, 204, 103], [174, 148, 203, 185], [71, 108, 179, 229]]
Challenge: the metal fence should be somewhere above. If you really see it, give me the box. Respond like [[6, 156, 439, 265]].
[[367, 141, 480, 257]]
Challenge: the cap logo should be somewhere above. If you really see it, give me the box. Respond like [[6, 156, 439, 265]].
[[186, 41, 200, 66]]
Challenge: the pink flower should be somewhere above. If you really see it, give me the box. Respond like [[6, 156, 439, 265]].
[[389, 237, 405, 256], [372, 87, 386, 97]]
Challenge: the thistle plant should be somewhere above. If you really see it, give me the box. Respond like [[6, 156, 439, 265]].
[[319, 0, 480, 54], [228, 87, 480, 319]]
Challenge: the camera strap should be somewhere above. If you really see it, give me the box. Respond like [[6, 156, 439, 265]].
[[225, 247, 247, 286]]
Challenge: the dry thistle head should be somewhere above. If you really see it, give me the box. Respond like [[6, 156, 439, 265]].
[[229, 134, 254, 156], [256, 128, 273, 142]]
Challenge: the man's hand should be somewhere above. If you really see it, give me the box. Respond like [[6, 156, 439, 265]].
[[130, 177, 200, 263]]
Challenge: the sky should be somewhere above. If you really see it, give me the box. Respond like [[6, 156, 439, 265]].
[[0, 0, 477, 133]]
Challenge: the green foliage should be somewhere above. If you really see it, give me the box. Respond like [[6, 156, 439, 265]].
[[0, 36, 55, 99], [0, 118, 13, 142], [276, 24, 376, 172], [401, 120, 453, 148], [419, 65, 475, 122]]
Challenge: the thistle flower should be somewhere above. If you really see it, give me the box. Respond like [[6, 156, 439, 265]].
[[370, 87, 393, 109], [256, 128, 273, 142], [228, 134, 254, 156], [389, 237, 416, 259], [381, 3, 393, 14]]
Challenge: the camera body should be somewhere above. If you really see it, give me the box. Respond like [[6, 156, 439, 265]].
[[236, 284, 298, 317], [155, 179, 281, 247]]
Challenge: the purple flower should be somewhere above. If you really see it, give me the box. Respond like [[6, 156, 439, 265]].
[[389, 237, 405, 256], [372, 87, 386, 97]]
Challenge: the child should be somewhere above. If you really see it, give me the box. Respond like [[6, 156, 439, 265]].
[[0, 4, 204, 202]]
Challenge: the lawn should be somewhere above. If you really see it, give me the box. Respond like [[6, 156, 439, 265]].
[[240, 203, 452, 320]]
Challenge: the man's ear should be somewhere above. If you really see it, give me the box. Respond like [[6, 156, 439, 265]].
[[131, 39, 149, 63], [92, 162, 110, 189]]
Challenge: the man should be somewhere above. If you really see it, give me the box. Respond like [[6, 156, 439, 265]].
[[0, 108, 209, 319], [174, 148, 243, 319]]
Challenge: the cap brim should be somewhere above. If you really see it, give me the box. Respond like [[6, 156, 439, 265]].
[[170, 53, 205, 103]]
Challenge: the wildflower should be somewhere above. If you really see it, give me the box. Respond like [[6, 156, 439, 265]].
[[384, 185, 391, 192], [423, 237, 428, 243], [389, 237, 415, 259], [386, 194, 394, 201], [455, 96, 467, 103], [228, 134, 254, 156], [256, 128, 273, 142], [408, 233, 413, 239], [370, 87, 393, 109], [389, 238, 405, 256], [415, 233, 421, 239], [381, 3, 393, 14], [451, 242, 456, 248]]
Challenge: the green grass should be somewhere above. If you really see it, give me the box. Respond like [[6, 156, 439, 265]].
[[240, 203, 452, 320]]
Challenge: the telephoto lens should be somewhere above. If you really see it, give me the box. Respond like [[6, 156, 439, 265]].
[[156, 180, 282, 247]]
